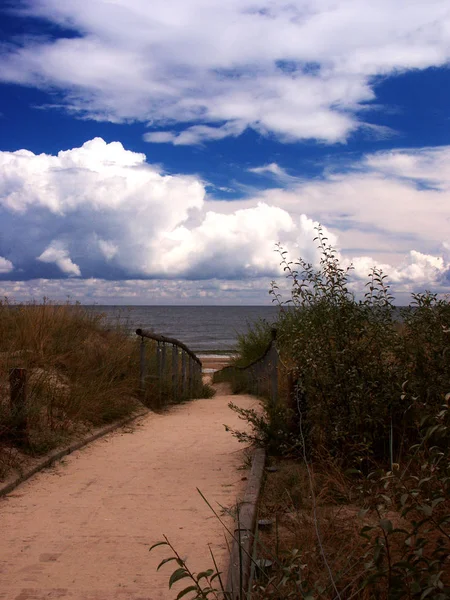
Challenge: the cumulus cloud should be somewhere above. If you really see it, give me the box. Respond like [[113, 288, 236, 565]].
[[1, 1, 450, 143], [0, 138, 323, 281], [350, 251, 449, 287], [211, 145, 450, 293], [37, 241, 81, 276], [0, 257, 13, 274], [0, 138, 449, 298]]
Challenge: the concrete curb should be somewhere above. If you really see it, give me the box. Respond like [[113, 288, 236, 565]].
[[226, 447, 266, 600], [0, 408, 149, 498]]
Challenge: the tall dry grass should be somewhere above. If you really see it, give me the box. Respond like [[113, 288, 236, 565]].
[[0, 299, 141, 476]]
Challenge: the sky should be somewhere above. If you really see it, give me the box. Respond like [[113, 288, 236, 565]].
[[0, 0, 449, 305]]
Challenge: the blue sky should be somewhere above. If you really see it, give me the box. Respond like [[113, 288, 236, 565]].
[[0, 0, 449, 304]]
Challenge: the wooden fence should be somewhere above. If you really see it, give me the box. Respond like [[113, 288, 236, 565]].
[[136, 328, 203, 408], [213, 328, 278, 406]]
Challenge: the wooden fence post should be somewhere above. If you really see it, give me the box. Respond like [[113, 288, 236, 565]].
[[9, 368, 28, 445], [157, 342, 162, 379], [181, 351, 187, 398], [197, 362, 202, 393], [139, 336, 146, 396], [160, 342, 167, 374], [189, 357, 194, 396], [160, 342, 167, 405], [172, 344, 178, 401]]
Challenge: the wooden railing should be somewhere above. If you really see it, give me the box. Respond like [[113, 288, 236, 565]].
[[136, 329, 203, 408], [213, 329, 278, 405]]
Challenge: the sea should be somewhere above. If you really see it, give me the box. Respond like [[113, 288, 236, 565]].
[[86, 305, 279, 354]]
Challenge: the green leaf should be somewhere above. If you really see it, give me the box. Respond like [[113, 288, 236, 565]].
[[157, 556, 180, 571], [379, 519, 393, 533], [149, 541, 168, 552], [418, 477, 432, 486], [393, 561, 414, 571], [169, 568, 191, 589], [431, 497, 445, 509], [176, 585, 199, 599], [392, 527, 409, 535], [373, 544, 383, 562], [196, 569, 214, 581], [420, 504, 433, 517], [345, 468, 362, 475]]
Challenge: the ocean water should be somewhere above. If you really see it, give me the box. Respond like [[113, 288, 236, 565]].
[[87, 305, 279, 353]]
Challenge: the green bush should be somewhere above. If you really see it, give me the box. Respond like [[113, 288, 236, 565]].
[[229, 227, 450, 467], [233, 319, 274, 367]]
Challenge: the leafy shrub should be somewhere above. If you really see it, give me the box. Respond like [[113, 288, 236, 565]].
[[233, 319, 274, 367], [226, 401, 299, 456], [227, 227, 450, 467]]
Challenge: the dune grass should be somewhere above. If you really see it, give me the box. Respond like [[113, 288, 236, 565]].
[[0, 299, 142, 477]]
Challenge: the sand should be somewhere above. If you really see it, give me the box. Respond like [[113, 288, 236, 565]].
[[0, 381, 258, 600], [198, 355, 235, 373]]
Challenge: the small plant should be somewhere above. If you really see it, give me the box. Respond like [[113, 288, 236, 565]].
[[150, 537, 226, 599], [226, 402, 299, 456]]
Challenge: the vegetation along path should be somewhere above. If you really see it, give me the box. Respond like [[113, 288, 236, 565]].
[[0, 377, 258, 600]]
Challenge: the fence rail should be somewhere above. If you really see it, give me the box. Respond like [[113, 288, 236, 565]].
[[136, 329, 203, 408], [213, 328, 278, 406]]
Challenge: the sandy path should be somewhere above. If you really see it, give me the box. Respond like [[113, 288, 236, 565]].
[[0, 383, 258, 600]]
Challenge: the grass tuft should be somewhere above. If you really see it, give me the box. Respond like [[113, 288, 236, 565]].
[[0, 299, 141, 476]]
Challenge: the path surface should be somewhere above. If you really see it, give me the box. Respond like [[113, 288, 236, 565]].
[[0, 380, 258, 600]]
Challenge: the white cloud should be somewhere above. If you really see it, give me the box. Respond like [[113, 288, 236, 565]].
[[37, 241, 81, 276], [98, 239, 118, 261], [0, 138, 323, 281], [153, 202, 300, 278], [248, 163, 296, 182], [253, 145, 450, 264], [1, 1, 450, 143], [0, 277, 283, 305], [362, 147, 450, 188], [350, 251, 449, 287], [0, 257, 13, 274], [144, 122, 246, 146], [0, 138, 450, 300]]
